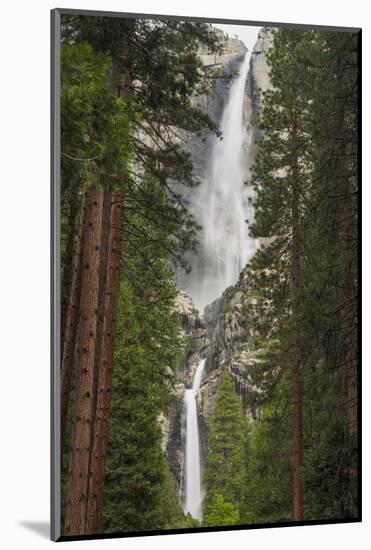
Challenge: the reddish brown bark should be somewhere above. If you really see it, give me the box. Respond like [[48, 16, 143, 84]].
[[61, 186, 81, 355], [60, 193, 86, 452], [85, 191, 124, 534], [341, 127, 358, 516], [335, 85, 358, 440], [293, 347, 304, 521], [64, 185, 104, 536], [346, 328, 358, 436], [92, 189, 112, 389], [83, 188, 111, 531], [84, 60, 131, 534], [342, 157, 358, 439], [292, 158, 304, 522], [63, 57, 131, 535]]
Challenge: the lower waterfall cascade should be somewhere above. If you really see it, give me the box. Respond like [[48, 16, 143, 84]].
[[182, 358, 206, 520]]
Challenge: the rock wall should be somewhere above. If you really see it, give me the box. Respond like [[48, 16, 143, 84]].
[[164, 25, 273, 499], [174, 30, 248, 205], [164, 291, 209, 500], [202, 266, 262, 424], [246, 27, 274, 125], [244, 27, 274, 195], [196, 26, 273, 438]]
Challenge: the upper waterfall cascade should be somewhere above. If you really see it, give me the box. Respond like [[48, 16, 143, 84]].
[[181, 53, 256, 312]]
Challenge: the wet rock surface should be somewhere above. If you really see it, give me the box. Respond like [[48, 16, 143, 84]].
[[164, 291, 209, 497]]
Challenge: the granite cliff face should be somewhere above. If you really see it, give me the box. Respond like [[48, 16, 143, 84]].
[[197, 26, 273, 424], [163, 291, 209, 499], [176, 28, 273, 303], [165, 270, 262, 498], [244, 27, 274, 191], [201, 266, 262, 423], [177, 30, 248, 195], [246, 27, 274, 125], [164, 26, 273, 498]]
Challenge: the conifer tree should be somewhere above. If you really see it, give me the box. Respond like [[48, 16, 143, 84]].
[[60, 16, 226, 535], [242, 372, 293, 524], [103, 177, 185, 532], [245, 28, 359, 522], [300, 30, 359, 517], [203, 371, 249, 525], [249, 28, 314, 520]]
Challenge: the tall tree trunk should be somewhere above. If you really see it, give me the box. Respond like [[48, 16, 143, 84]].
[[332, 62, 358, 439], [64, 185, 104, 536], [85, 191, 124, 534], [84, 188, 112, 531], [84, 59, 131, 534], [345, 280, 357, 438], [331, 52, 358, 443], [340, 106, 358, 516], [61, 185, 81, 354], [343, 189, 358, 517], [341, 128, 358, 441], [292, 159, 304, 522], [60, 193, 86, 452]]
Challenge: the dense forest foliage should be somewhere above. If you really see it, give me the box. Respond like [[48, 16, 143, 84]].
[[59, 15, 359, 538], [242, 28, 359, 522], [60, 14, 223, 536], [203, 371, 250, 526]]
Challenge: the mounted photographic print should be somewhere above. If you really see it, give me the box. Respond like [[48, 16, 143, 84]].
[[51, 8, 361, 542]]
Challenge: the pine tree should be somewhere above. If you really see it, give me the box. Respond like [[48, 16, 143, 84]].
[[203, 494, 240, 527], [60, 42, 119, 450], [103, 178, 186, 532], [60, 17, 227, 535], [243, 28, 359, 523], [249, 28, 314, 520], [63, 185, 105, 535], [61, 40, 134, 535], [203, 371, 249, 525], [299, 30, 359, 517], [302, 359, 356, 519], [241, 373, 293, 524]]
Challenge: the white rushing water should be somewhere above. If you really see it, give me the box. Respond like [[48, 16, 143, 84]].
[[183, 358, 206, 520], [181, 53, 256, 312]]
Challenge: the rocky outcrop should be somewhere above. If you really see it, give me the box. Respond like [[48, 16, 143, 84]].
[[198, 28, 247, 68], [174, 290, 209, 387], [164, 291, 209, 498], [194, 29, 273, 433], [175, 291, 205, 335], [201, 266, 263, 422], [174, 29, 248, 205], [196, 29, 247, 124], [163, 381, 186, 499], [246, 27, 274, 125], [246, 26, 274, 250]]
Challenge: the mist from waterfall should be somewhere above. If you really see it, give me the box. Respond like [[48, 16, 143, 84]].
[[183, 358, 206, 521], [181, 53, 256, 312]]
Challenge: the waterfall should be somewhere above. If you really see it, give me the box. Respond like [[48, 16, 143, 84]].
[[180, 53, 256, 312], [183, 358, 206, 520]]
